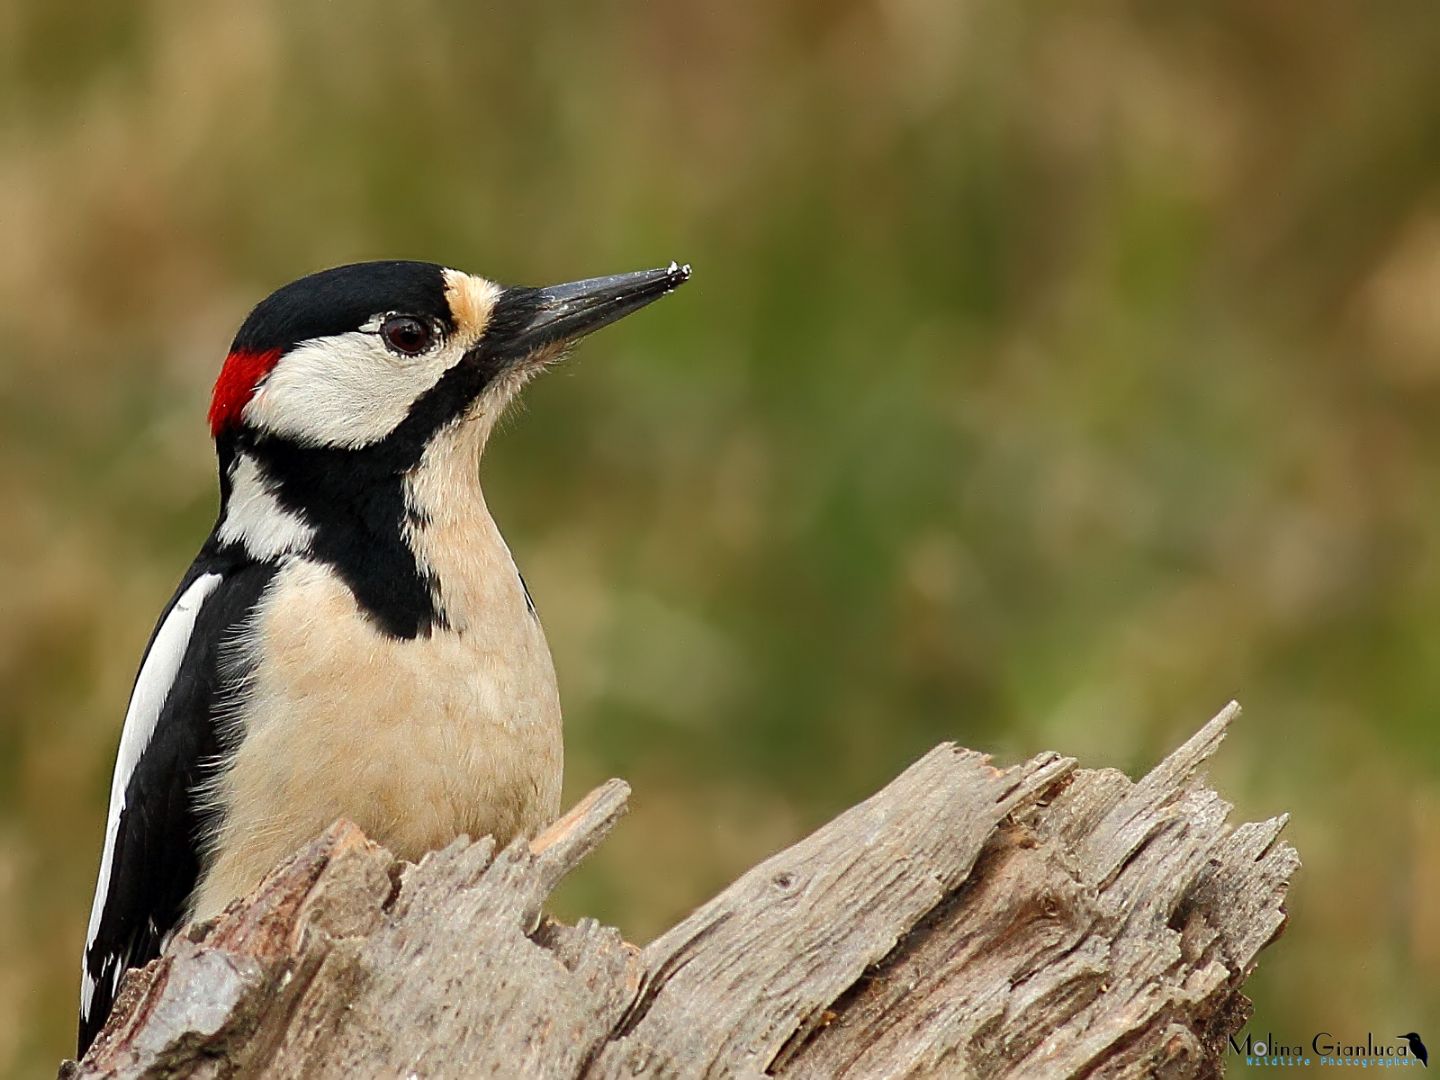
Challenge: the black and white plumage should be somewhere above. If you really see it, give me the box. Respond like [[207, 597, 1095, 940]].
[[78, 259, 690, 1055]]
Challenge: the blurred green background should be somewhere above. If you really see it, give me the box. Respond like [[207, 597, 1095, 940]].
[[2, 1, 1438, 1073]]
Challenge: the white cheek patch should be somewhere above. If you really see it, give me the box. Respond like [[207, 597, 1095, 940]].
[[242, 330, 464, 449]]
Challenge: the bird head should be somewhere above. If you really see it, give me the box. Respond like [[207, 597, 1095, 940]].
[[210, 260, 690, 457], [203, 260, 690, 620]]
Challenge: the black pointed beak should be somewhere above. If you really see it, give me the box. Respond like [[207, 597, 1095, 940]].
[[487, 262, 691, 363]]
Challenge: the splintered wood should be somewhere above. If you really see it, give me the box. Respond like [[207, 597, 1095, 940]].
[[65, 702, 1297, 1079]]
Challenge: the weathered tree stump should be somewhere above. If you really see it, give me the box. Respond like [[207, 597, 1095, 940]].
[[63, 701, 1296, 1079]]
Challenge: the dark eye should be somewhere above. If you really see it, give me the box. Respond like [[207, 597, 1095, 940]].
[[380, 315, 434, 356]]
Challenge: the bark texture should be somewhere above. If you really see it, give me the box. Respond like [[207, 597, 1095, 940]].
[[63, 701, 1296, 1079]]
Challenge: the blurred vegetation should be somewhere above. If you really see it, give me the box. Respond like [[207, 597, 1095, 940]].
[[2, 0, 1439, 1072]]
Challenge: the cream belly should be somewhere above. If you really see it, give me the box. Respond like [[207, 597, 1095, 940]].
[[192, 541, 562, 922]]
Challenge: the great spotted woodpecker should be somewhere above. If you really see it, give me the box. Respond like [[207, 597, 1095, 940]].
[[78, 259, 690, 1054]]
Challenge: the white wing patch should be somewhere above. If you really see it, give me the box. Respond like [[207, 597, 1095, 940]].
[[218, 455, 315, 558], [81, 572, 224, 1013]]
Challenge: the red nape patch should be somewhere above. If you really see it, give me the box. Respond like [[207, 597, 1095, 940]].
[[208, 348, 282, 436]]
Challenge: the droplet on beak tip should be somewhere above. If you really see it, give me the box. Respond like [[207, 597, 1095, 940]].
[[664, 261, 692, 290]]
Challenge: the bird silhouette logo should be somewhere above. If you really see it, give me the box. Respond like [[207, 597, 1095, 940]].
[[1399, 1032, 1429, 1067]]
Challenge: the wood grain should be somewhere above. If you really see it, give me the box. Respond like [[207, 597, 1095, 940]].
[[63, 703, 1296, 1080]]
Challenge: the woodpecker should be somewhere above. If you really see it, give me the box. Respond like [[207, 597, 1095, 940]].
[[77, 259, 690, 1055]]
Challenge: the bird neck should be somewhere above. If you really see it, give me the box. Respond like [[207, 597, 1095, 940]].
[[211, 416, 503, 639], [402, 416, 492, 534], [401, 419, 522, 633], [215, 450, 317, 560]]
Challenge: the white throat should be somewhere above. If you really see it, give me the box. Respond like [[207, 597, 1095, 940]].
[[403, 417, 524, 631]]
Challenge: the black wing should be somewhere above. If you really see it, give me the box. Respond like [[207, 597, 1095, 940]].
[[78, 553, 276, 1056]]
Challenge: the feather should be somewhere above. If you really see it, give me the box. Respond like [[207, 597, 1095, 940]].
[[77, 556, 275, 1055]]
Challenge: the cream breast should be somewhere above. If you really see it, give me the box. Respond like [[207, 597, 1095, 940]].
[[192, 422, 562, 921]]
